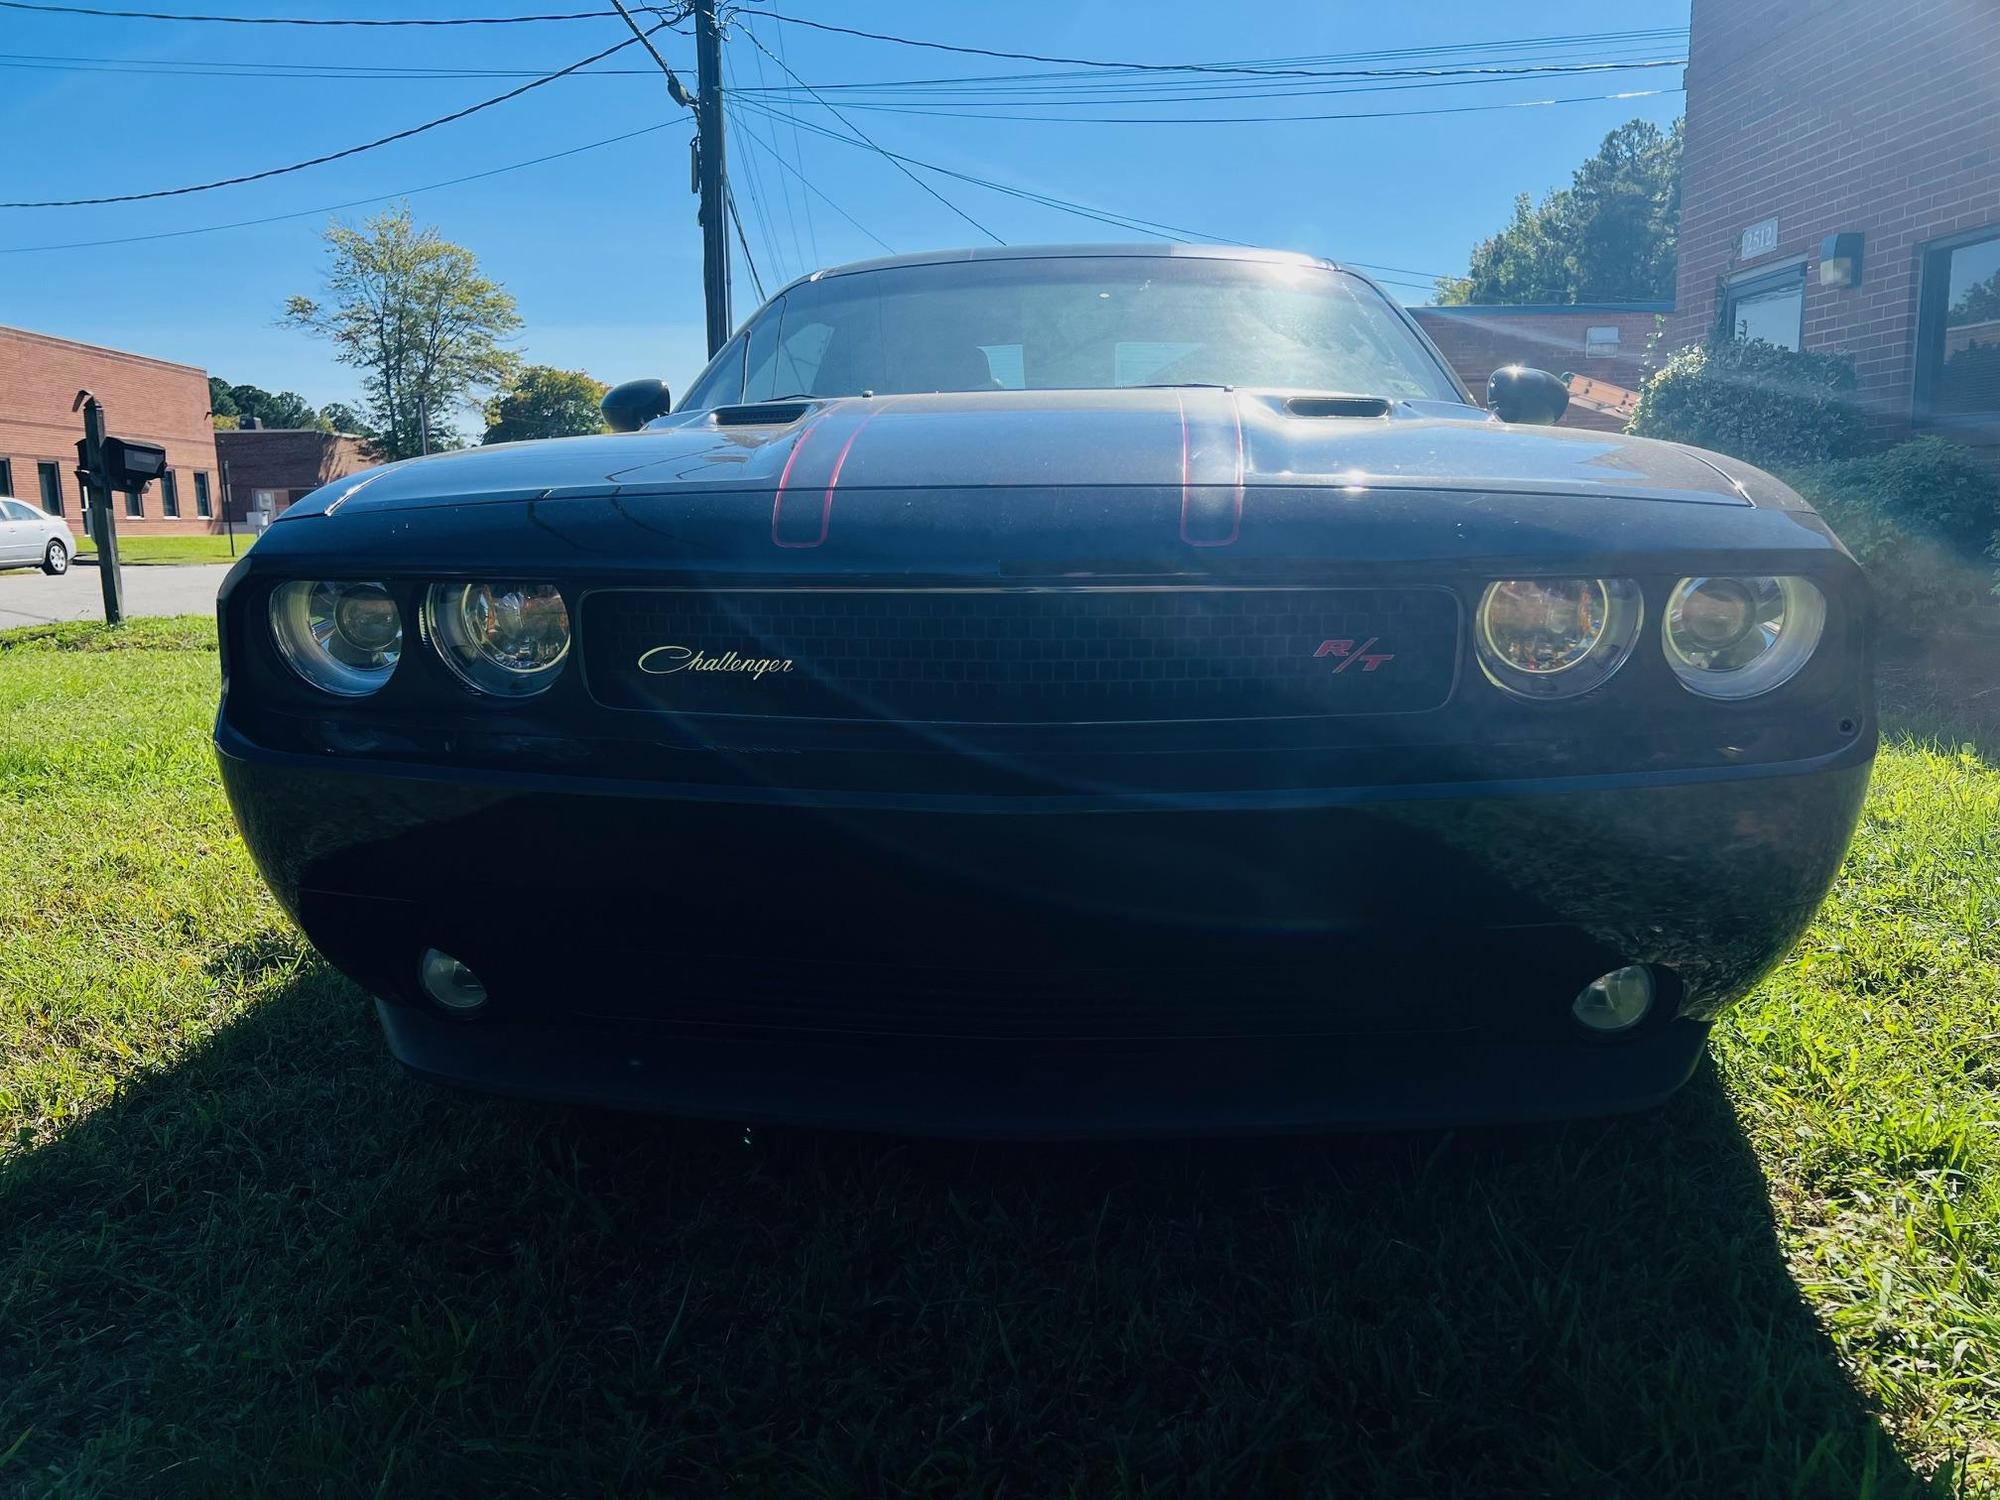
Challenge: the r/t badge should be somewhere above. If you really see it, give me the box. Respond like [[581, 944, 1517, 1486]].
[[1314, 637, 1396, 673]]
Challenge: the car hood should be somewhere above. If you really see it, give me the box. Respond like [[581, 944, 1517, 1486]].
[[284, 388, 1764, 522]]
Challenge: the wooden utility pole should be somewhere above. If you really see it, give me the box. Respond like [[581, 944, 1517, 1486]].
[[605, 1, 715, 348], [694, 0, 731, 355]]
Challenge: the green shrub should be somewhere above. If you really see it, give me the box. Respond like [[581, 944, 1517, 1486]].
[[1792, 437, 2000, 632], [1628, 338, 1867, 469]]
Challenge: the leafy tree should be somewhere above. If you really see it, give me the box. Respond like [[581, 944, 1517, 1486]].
[[482, 366, 611, 445], [1948, 268, 2000, 326], [284, 204, 522, 461], [207, 378, 326, 430], [318, 401, 378, 437], [1436, 119, 1682, 305]]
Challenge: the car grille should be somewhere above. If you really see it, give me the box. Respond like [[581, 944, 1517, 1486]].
[[579, 587, 1460, 723]]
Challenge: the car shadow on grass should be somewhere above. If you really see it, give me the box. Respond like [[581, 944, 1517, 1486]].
[[0, 956, 1946, 1498]]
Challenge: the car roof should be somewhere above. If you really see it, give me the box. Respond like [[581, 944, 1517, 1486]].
[[775, 243, 1360, 296]]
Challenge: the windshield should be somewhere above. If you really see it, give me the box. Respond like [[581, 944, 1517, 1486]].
[[714, 256, 1459, 405]]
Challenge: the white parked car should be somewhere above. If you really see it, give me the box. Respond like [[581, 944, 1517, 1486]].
[[0, 498, 74, 574]]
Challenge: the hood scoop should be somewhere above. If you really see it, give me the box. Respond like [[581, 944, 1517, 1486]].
[[1285, 394, 1392, 419], [712, 400, 814, 427]]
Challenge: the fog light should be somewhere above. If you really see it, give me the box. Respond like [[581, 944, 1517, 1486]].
[[1572, 965, 1653, 1033], [419, 947, 488, 1012]]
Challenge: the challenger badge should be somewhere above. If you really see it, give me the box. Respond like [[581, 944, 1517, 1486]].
[[637, 645, 795, 680]]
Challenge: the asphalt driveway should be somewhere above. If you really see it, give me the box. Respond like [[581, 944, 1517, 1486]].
[[0, 561, 233, 628]]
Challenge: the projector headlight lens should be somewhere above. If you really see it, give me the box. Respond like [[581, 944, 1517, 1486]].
[[1475, 577, 1641, 699], [268, 580, 402, 696], [1664, 576, 1825, 699], [425, 582, 571, 696]]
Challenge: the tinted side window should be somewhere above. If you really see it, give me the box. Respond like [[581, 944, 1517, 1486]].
[[677, 332, 747, 412], [741, 297, 785, 402]]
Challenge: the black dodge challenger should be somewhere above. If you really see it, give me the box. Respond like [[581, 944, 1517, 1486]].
[[216, 245, 1873, 1135]]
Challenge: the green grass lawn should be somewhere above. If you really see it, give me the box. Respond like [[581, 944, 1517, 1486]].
[[74, 532, 253, 565], [2, 617, 1996, 1497]]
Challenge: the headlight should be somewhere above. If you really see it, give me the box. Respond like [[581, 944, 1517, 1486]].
[[425, 582, 571, 697], [1474, 577, 1641, 699], [268, 580, 402, 696], [1664, 576, 1825, 699]]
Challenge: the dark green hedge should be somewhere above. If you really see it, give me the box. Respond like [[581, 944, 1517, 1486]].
[[1628, 338, 1867, 470], [1627, 340, 2000, 631], [1789, 438, 2000, 632]]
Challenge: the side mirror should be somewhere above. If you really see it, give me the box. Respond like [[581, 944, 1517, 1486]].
[[1485, 366, 1570, 426], [602, 378, 674, 432]]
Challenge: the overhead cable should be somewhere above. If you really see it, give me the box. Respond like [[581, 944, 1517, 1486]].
[[734, 22, 1004, 246], [0, 23, 673, 207]]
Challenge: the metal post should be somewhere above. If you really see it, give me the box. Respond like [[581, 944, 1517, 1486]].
[[695, 0, 731, 355], [74, 390, 123, 626], [220, 454, 238, 557]]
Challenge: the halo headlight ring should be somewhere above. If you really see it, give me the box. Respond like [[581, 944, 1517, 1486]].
[[1663, 575, 1826, 700], [1474, 577, 1642, 701], [424, 582, 572, 698], [268, 579, 402, 697]]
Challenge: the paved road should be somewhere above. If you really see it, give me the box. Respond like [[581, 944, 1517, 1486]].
[[0, 562, 234, 628]]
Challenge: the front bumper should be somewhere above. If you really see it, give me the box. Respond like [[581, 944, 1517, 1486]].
[[217, 720, 1871, 1134]]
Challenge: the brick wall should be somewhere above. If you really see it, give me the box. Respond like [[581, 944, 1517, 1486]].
[[1411, 305, 1667, 430], [214, 428, 376, 522], [0, 324, 223, 536], [1671, 0, 2000, 439]]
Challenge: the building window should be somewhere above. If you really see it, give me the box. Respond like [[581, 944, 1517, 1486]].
[[1916, 227, 2000, 428], [1584, 326, 1621, 358], [0, 458, 11, 497], [124, 489, 143, 518], [160, 469, 180, 518], [194, 471, 213, 518], [1723, 264, 1805, 350], [37, 461, 64, 516]]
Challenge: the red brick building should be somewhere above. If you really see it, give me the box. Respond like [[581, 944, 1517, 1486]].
[[214, 427, 375, 526], [0, 324, 223, 537], [1411, 304, 1666, 430], [1670, 0, 2000, 448]]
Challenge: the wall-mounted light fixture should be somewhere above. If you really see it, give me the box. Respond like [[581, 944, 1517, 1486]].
[[1819, 232, 1864, 288]]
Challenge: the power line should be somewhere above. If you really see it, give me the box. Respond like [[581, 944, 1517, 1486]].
[[0, 0, 620, 21], [0, 51, 1678, 96], [0, 44, 1677, 91], [722, 39, 789, 281], [733, 22, 1005, 246], [725, 182, 767, 299], [709, 65, 1685, 118], [739, 10, 805, 275], [730, 95, 1451, 287], [755, 85, 1683, 127], [724, 96, 1247, 259], [759, 58, 1690, 98], [0, 23, 670, 208], [749, 11, 1683, 80], [607, 0, 694, 106], [728, 109, 895, 255], [729, 59, 1689, 106], [770, 12, 818, 264], [0, 119, 678, 254]]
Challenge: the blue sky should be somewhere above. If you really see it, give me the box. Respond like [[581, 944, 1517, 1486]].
[[0, 0, 1689, 427]]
